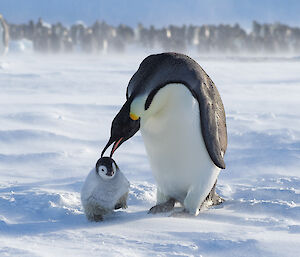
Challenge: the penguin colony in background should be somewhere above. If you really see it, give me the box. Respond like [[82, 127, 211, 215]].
[[8, 19, 300, 54], [102, 52, 227, 216]]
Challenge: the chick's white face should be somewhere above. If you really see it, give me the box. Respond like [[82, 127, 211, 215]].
[[97, 162, 117, 180]]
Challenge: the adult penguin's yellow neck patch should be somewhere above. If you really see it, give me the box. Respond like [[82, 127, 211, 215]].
[[130, 112, 139, 121]]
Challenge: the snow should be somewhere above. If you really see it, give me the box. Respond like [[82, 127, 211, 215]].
[[0, 53, 300, 256]]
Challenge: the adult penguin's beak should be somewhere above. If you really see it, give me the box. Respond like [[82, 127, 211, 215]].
[[101, 99, 140, 157]]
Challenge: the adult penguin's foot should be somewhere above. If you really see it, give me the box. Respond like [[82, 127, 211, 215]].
[[148, 198, 176, 214]]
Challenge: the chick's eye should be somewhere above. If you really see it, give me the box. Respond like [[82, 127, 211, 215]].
[[98, 166, 107, 173]]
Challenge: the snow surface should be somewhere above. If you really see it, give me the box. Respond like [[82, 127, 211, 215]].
[[0, 53, 300, 256]]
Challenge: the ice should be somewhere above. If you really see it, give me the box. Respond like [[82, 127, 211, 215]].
[[0, 53, 299, 256]]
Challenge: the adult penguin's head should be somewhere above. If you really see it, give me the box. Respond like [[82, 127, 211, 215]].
[[101, 97, 140, 157], [101, 53, 191, 157]]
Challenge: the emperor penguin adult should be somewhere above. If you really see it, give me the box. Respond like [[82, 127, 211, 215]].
[[0, 14, 9, 55], [102, 52, 227, 216]]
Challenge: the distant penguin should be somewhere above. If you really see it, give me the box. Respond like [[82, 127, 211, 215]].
[[81, 157, 129, 221], [0, 14, 9, 55], [102, 53, 227, 216]]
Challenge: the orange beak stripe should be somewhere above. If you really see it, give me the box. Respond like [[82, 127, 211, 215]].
[[111, 137, 123, 156]]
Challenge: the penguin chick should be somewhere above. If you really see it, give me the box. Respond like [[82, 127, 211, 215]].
[[81, 157, 129, 221]]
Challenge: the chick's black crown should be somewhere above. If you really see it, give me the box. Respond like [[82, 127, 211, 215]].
[[96, 157, 119, 173]]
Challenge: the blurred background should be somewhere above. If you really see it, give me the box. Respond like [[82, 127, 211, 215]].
[[1, 0, 300, 56], [1, 2, 300, 256]]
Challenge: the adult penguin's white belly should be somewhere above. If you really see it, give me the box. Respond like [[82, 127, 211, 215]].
[[140, 84, 220, 211]]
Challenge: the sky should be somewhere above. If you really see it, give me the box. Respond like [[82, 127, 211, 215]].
[[1, 0, 300, 29]]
